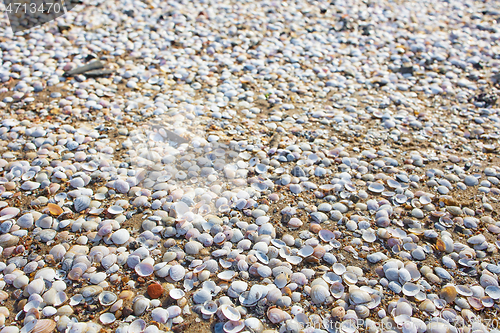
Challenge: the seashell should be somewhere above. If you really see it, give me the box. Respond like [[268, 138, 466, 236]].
[[319, 229, 335, 242], [99, 313, 116, 325], [135, 262, 154, 277], [128, 319, 146, 333], [47, 203, 63, 216], [467, 296, 484, 310], [267, 307, 291, 324], [220, 304, 241, 321], [333, 263, 346, 275], [107, 205, 124, 215], [73, 196, 91, 212], [310, 285, 329, 304], [0, 234, 19, 248], [32, 319, 56, 333], [485, 285, 500, 299], [111, 229, 130, 245], [169, 265, 185, 281], [167, 305, 181, 318], [201, 301, 218, 316], [193, 289, 212, 304], [480, 273, 498, 288], [223, 320, 245, 333], [110, 299, 123, 312], [169, 288, 184, 300], [133, 297, 150, 316], [81, 285, 103, 298], [151, 308, 168, 324], [240, 284, 268, 306], [330, 282, 345, 298], [440, 285, 457, 303], [244, 318, 263, 333], [218, 270, 236, 281], [349, 289, 371, 305], [368, 183, 385, 193], [394, 300, 413, 317], [26, 278, 45, 296], [99, 291, 117, 306], [402, 283, 420, 297]]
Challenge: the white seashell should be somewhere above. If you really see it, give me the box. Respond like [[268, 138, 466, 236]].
[[267, 307, 291, 324], [107, 205, 124, 215], [167, 305, 181, 318], [111, 229, 130, 245], [330, 282, 345, 298], [402, 283, 420, 297], [244, 318, 263, 333], [298, 245, 314, 257], [169, 265, 185, 281], [169, 289, 185, 300], [310, 285, 329, 304], [135, 262, 154, 277], [26, 278, 45, 296], [201, 301, 218, 316], [99, 313, 116, 325], [133, 297, 150, 316], [74, 196, 91, 212], [218, 270, 236, 281], [220, 304, 241, 321], [223, 320, 245, 333], [151, 308, 168, 324], [193, 289, 212, 304], [240, 284, 268, 306], [128, 319, 146, 333], [99, 291, 117, 306], [333, 263, 346, 275], [349, 289, 371, 305]]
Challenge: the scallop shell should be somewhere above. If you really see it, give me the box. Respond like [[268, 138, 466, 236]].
[[74, 196, 91, 212]]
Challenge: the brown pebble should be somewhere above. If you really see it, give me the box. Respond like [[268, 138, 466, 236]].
[[172, 322, 190, 333], [147, 283, 164, 299], [121, 307, 133, 317]]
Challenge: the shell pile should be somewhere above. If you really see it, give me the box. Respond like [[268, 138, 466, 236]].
[[0, 0, 500, 332]]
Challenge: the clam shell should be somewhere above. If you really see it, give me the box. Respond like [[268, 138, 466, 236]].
[[99, 313, 116, 325], [267, 307, 291, 324], [98, 291, 117, 306], [169, 265, 186, 281], [128, 319, 146, 333], [223, 320, 245, 333], [310, 285, 329, 304], [220, 304, 241, 321], [32, 319, 56, 333]]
